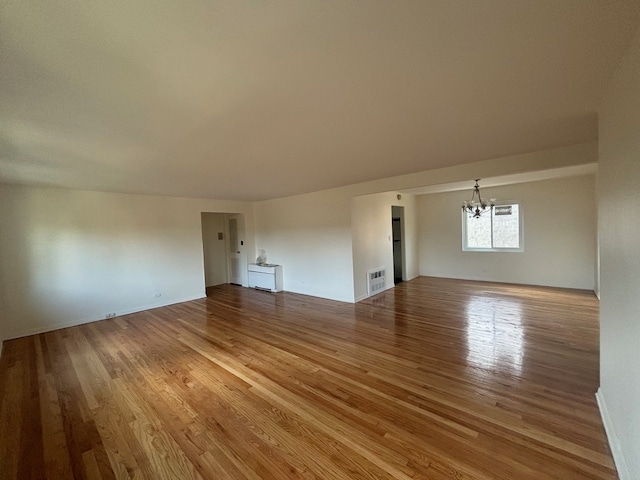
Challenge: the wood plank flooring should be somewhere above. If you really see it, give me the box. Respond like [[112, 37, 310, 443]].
[[0, 277, 615, 479]]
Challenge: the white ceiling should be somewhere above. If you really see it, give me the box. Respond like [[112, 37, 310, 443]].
[[1, 1, 639, 201]]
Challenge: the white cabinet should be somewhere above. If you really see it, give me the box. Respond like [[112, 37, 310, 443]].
[[248, 264, 283, 292]]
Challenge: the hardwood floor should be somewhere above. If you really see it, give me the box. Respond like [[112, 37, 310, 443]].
[[0, 277, 615, 479]]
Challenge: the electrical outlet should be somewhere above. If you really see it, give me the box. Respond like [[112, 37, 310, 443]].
[[105, 312, 116, 319], [153, 292, 162, 297]]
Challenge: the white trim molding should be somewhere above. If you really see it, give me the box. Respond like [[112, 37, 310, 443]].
[[596, 388, 630, 480], [4, 294, 206, 341]]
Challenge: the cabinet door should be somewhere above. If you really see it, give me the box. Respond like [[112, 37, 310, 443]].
[[248, 271, 275, 290]]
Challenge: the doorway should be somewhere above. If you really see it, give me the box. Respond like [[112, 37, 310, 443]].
[[201, 212, 247, 293], [201, 213, 228, 289], [392, 206, 405, 285]]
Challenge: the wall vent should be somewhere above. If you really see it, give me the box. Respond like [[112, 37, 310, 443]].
[[367, 267, 386, 296]]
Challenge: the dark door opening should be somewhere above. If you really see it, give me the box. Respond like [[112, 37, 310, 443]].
[[392, 206, 404, 285]]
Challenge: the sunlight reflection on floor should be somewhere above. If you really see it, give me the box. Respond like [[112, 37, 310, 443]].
[[466, 296, 524, 374]]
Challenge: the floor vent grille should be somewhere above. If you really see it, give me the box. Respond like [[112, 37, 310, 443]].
[[367, 268, 386, 296]]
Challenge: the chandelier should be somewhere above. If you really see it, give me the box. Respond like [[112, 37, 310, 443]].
[[462, 179, 495, 218]]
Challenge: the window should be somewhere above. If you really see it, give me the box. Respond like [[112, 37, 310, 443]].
[[462, 203, 522, 251]]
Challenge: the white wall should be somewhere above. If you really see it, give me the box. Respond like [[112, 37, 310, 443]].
[[253, 189, 355, 302], [201, 213, 228, 287], [0, 142, 598, 345], [0, 184, 254, 341], [417, 175, 597, 290], [351, 192, 419, 301], [252, 142, 596, 304], [597, 25, 640, 480]]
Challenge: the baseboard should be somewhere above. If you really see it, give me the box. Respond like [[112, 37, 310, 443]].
[[596, 388, 630, 480], [5, 294, 206, 341], [284, 286, 354, 304]]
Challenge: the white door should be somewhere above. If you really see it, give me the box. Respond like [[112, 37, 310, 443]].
[[226, 214, 244, 285]]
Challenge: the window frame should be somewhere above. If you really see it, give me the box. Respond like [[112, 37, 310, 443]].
[[461, 202, 524, 252]]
